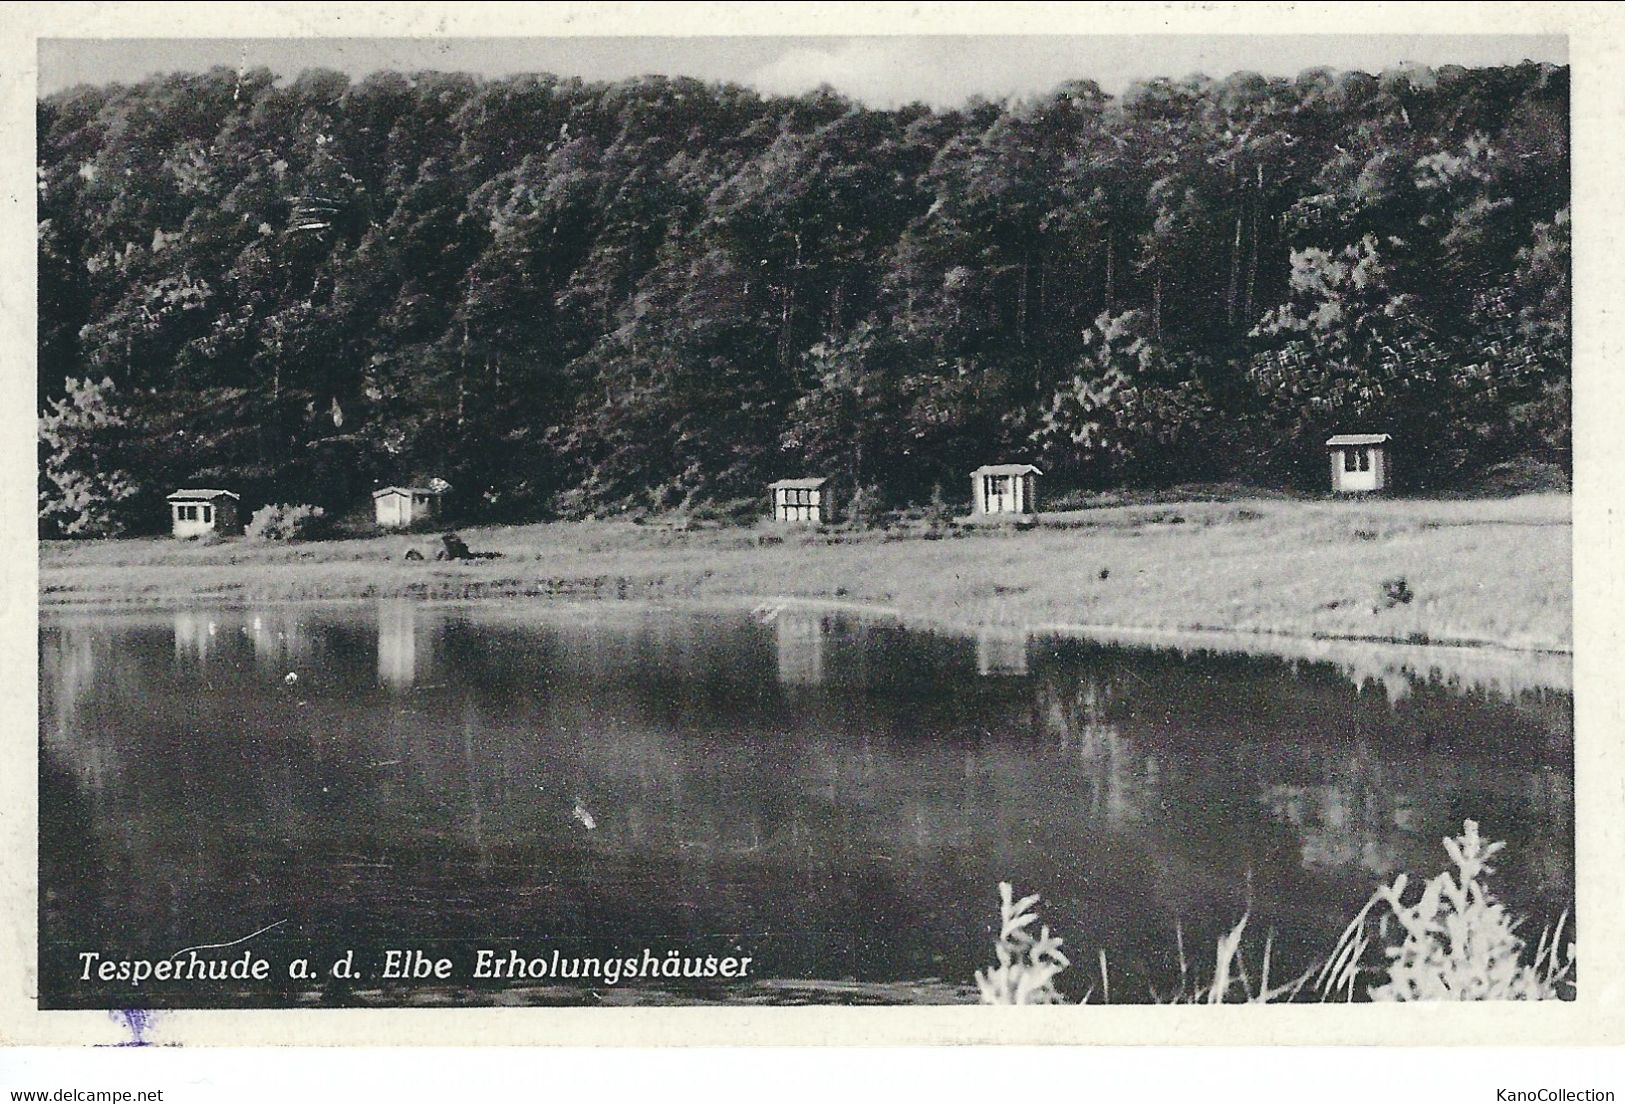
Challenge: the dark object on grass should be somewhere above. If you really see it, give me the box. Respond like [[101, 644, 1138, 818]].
[[1098, 568, 1110, 580], [436, 531, 502, 561], [1381, 576, 1414, 607], [403, 548, 424, 561], [640, 516, 695, 533]]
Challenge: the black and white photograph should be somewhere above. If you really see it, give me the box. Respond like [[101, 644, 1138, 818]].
[[7, 1, 1624, 1065]]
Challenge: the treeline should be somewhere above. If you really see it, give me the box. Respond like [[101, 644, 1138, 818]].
[[38, 62, 1570, 535]]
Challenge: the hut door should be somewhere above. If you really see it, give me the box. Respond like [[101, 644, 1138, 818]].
[[985, 475, 1015, 513]]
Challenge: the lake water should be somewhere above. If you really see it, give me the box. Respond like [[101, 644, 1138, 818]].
[[39, 601, 1573, 1007]]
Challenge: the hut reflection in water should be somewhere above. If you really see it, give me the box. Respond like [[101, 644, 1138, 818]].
[[775, 613, 827, 686]]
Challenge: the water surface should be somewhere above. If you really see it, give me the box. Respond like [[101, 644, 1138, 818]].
[[39, 601, 1573, 1006]]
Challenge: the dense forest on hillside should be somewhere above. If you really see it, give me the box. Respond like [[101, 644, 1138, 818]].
[[38, 61, 1569, 535]]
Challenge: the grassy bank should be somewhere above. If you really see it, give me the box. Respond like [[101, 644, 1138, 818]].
[[39, 493, 1571, 653]]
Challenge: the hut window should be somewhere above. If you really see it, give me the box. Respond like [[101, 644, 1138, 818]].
[[1343, 449, 1358, 473], [782, 488, 818, 507], [201, 504, 213, 523]]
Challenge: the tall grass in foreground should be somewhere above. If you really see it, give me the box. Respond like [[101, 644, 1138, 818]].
[[1318, 819, 1574, 1001], [978, 820, 1574, 1004]]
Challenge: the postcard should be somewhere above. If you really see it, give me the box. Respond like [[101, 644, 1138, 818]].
[[4, 1, 1622, 1049]]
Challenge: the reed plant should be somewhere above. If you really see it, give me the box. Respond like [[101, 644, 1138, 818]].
[[978, 820, 1573, 1005], [974, 883, 1070, 1005], [1318, 819, 1574, 1001]]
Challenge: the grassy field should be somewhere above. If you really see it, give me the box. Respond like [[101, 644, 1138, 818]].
[[38, 493, 1572, 653]]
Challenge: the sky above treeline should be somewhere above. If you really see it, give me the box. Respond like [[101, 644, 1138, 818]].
[[38, 35, 1567, 106]]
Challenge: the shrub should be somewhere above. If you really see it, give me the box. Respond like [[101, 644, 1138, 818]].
[[975, 883, 1070, 1005], [38, 376, 143, 538], [1475, 457, 1570, 496], [688, 497, 760, 525], [1321, 820, 1574, 1001], [924, 483, 954, 531], [246, 502, 328, 542], [844, 483, 884, 529]]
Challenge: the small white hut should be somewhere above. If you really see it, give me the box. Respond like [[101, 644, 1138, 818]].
[[372, 485, 442, 529], [769, 477, 832, 523], [970, 464, 1041, 516], [1325, 434, 1393, 494], [166, 489, 241, 538]]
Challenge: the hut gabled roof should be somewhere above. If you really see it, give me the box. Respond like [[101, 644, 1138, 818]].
[[371, 485, 441, 499], [1325, 433, 1392, 447], [971, 463, 1042, 477], [769, 477, 829, 490], [167, 488, 239, 502]]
